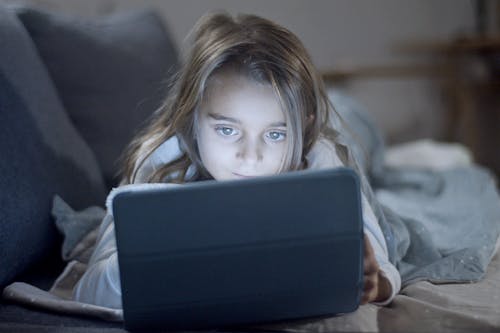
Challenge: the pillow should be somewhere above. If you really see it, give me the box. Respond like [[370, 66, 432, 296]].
[[327, 89, 386, 178], [0, 6, 107, 288], [15, 6, 179, 189]]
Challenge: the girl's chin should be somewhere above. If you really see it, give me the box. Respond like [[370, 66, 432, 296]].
[[232, 172, 260, 178]]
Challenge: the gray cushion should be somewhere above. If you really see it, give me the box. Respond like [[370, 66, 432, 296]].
[[15, 6, 179, 188], [328, 90, 386, 178], [0, 6, 107, 288]]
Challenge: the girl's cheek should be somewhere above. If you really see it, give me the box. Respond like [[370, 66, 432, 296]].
[[211, 141, 236, 160]]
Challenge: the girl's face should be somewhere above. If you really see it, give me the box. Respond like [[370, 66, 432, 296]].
[[196, 72, 288, 180]]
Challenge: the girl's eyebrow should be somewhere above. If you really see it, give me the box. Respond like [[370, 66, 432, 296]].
[[268, 121, 287, 127], [208, 113, 286, 127], [208, 113, 240, 124]]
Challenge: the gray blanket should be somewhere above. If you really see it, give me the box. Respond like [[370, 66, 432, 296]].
[[375, 166, 500, 286], [329, 90, 500, 286]]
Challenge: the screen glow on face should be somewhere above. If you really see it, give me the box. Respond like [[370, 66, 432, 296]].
[[196, 73, 288, 180]]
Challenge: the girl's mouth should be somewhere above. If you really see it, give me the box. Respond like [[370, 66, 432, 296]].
[[232, 172, 257, 178]]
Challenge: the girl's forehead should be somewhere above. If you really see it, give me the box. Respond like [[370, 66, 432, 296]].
[[200, 72, 286, 124], [204, 71, 271, 104], [206, 69, 263, 90]]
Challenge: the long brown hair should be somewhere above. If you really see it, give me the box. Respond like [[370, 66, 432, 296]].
[[119, 12, 349, 185]]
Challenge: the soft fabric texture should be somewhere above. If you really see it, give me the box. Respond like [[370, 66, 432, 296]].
[[384, 139, 473, 170], [0, 5, 107, 289], [14, 5, 179, 189], [52, 195, 106, 262], [328, 89, 386, 178], [376, 166, 500, 286], [328, 90, 500, 286], [328, 90, 398, 265], [3, 196, 121, 321], [3, 282, 123, 323]]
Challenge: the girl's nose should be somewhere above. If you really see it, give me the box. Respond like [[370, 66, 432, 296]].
[[237, 138, 263, 164]]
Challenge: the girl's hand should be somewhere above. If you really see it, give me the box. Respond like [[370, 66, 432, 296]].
[[361, 234, 392, 304]]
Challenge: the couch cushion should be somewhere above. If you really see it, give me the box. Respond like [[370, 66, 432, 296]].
[[328, 89, 386, 178], [0, 5, 107, 288], [16, 6, 179, 188]]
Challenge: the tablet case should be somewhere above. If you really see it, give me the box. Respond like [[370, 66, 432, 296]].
[[113, 167, 364, 331]]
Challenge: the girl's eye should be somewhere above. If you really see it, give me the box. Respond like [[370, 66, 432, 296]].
[[216, 126, 238, 137], [266, 131, 286, 141]]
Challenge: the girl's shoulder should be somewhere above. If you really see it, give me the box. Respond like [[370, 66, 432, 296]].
[[306, 136, 345, 170], [133, 135, 191, 184]]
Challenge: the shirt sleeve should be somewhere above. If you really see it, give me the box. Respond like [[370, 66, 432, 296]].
[[361, 193, 401, 305], [307, 137, 401, 304], [72, 212, 122, 309], [73, 137, 185, 309]]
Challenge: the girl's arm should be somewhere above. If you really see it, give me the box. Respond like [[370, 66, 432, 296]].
[[72, 212, 122, 309], [73, 137, 185, 309], [72, 182, 184, 308], [307, 138, 401, 304], [361, 234, 393, 304], [360, 193, 401, 305]]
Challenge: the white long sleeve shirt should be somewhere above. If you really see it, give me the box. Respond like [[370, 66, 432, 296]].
[[73, 135, 401, 308]]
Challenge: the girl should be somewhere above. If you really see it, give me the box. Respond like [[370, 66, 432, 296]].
[[73, 12, 400, 310]]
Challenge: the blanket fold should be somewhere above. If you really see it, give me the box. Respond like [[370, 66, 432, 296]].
[[3, 281, 122, 322], [374, 166, 500, 286]]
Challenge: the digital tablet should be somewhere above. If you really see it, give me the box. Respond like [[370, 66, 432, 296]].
[[112, 167, 364, 331]]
